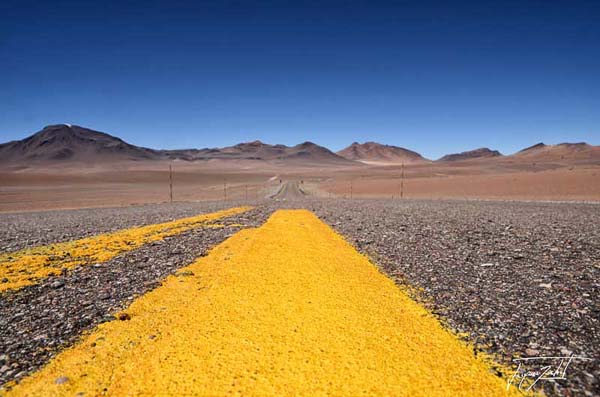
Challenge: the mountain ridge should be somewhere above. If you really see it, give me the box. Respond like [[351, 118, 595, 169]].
[[510, 142, 599, 161], [1, 124, 598, 167], [0, 125, 356, 166], [438, 147, 502, 162], [337, 141, 428, 163]]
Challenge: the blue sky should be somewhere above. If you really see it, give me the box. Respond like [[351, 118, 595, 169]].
[[1, 0, 599, 159]]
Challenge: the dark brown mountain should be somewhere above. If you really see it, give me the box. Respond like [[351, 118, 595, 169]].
[[0, 125, 356, 166], [0, 124, 160, 163], [163, 140, 356, 165], [337, 142, 428, 163], [438, 147, 502, 162], [518, 142, 547, 153]]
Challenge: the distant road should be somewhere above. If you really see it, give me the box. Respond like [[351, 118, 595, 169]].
[[269, 181, 307, 200]]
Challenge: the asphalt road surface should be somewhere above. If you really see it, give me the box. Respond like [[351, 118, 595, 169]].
[[270, 181, 307, 200]]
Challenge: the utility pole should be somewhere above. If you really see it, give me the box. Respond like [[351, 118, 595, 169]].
[[245, 184, 248, 202], [400, 161, 404, 200], [350, 180, 353, 199], [223, 179, 227, 202], [169, 162, 173, 203]]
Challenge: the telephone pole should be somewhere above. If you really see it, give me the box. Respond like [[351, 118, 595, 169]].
[[223, 179, 227, 202], [169, 162, 173, 203], [350, 180, 353, 199], [400, 161, 404, 200]]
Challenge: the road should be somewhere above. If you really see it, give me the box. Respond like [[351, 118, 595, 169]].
[[269, 181, 308, 200], [6, 210, 521, 396], [0, 206, 252, 293]]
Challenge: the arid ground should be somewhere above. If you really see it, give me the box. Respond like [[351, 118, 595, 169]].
[[0, 195, 598, 396], [1, 158, 599, 213], [1, 128, 598, 396]]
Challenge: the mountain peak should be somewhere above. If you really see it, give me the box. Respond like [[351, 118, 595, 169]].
[[438, 147, 502, 162], [297, 141, 318, 147], [519, 142, 546, 153], [513, 141, 598, 160], [337, 141, 427, 163], [42, 123, 72, 130], [235, 140, 265, 148], [1, 125, 157, 163]]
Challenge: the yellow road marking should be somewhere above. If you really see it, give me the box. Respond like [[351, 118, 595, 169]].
[[0, 206, 252, 293], [4, 210, 525, 396]]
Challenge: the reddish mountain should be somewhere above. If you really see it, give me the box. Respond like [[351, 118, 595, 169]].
[[337, 142, 428, 163], [512, 142, 600, 162], [177, 140, 356, 165], [438, 148, 502, 162]]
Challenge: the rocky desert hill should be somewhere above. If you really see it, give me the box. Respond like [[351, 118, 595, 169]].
[[438, 147, 502, 162], [337, 142, 428, 163], [0, 124, 160, 164], [173, 140, 355, 165], [0, 124, 356, 167], [511, 142, 600, 162]]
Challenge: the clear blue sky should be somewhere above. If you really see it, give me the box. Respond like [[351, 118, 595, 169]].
[[1, 0, 599, 159]]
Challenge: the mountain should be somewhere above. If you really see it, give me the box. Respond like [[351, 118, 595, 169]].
[[518, 142, 547, 153], [164, 140, 356, 165], [0, 125, 356, 167], [511, 142, 600, 163], [438, 147, 502, 162], [279, 141, 355, 165], [337, 142, 428, 163], [0, 124, 160, 163]]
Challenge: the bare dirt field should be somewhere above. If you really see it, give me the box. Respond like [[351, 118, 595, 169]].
[[0, 164, 273, 212], [322, 167, 600, 201], [1, 159, 598, 212]]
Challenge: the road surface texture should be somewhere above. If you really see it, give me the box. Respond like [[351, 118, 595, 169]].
[[0, 206, 272, 387], [0, 201, 245, 253], [269, 181, 308, 200], [0, 194, 598, 396], [309, 198, 599, 397], [4, 210, 520, 396], [0, 207, 251, 293]]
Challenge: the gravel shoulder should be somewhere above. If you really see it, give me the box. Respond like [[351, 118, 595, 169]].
[[0, 206, 272, 387], [308, 198, 599, 396], [0, 201, 253, 253], [1, 198, 598, 396]]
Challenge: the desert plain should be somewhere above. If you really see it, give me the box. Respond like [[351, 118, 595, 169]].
[[1, 153, 599, 213], [0, 125, 599, 396]]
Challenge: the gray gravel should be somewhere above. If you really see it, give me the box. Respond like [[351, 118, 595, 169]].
[[1, 197, 598, 396], [0, 206, 272, 387], [308, 198, 599, 397], [0, 200, 254, 253]]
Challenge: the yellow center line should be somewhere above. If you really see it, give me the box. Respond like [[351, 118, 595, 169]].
[[3, 209, 527, 396], [0, 206, 252, 293]]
